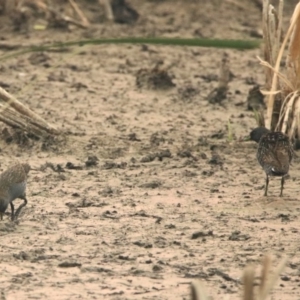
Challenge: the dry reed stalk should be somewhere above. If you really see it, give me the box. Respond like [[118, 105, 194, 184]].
[[258, 255, 271, 299], [264, 1, 300, 135], [286, 3, 300, 90], [263, 0, 284, 130], [243, 265, 255, 300], [0, 86, 59, 136], [190, 281, 209, 300], [258, 255, 288, 300], [280, 92, 296, 133], [9, 0, 90, 29], [190, 254, 287, 300], [99, 0, 114, 21], [0, 104, 47, 137], [68, 0, 90, 27], [276, 3, 300, 138], [289, 92, 300, 138]]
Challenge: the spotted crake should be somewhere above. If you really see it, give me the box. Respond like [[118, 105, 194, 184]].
[[0, 163, 31, 221], [250, 127, 293, 197]]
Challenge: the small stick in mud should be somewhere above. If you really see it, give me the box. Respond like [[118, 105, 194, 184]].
[[207, 52, 231, 104], [0, 163, 31, 221]]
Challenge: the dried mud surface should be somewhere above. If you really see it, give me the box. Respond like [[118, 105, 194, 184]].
[[0, 1, 300, 299]]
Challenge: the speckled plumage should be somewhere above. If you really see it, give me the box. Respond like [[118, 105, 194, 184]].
[[0, 163, 30, 221], [250, 127, 293, 197]]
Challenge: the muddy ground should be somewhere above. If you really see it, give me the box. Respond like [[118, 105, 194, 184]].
[[0, 0, 300, 299]]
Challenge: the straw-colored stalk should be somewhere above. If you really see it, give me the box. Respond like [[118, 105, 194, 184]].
[[190, 254, 287, 300], [261, 0, 300, 140], [190, 281, 209, 300]]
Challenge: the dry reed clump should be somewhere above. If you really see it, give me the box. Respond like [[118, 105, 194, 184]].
[[259, 0, 300, 141], [190, 254, 287, 300], [0, 0, 138, 30], [1, 0, 91, 30]]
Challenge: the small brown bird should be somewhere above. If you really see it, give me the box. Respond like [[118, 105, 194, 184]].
[[0, 163, 30, 221], [250, 127, 293, 197]]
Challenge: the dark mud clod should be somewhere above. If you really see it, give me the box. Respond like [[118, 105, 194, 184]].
[[177, 150, 198, 161], [58, 261, 82, 268], [139, 180, 162, 189], [176, 85, 199, 102], [141, 149, 171, 162], [85, 156, 99, 167], [40, 162, 65, 173], [102, 161, 127, 169], [111, 0, 139, 24], [136, 65, 175, 90], [128, 133, 141, 141], [228, 231, 250, 241], [29, 52, 51, 66], [191, 231, 213, 239], [208, 154, 223, 165], [133, 241, 153, 248], [66, 162, 83, 170]]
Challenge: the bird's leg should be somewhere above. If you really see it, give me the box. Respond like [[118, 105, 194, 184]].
[[0, 212, 2, 221], [10, 202, 15, 221], [264, 175, 269, 196], [14, 197, 28, 220], [280, 176, 285, 197]]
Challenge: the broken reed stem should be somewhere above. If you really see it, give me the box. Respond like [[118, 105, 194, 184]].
[[0, 86, 59, 135], [243, 266, 255, 300], [258, 256, 288, 300], [265, 1, 300, 130], [262, 0, 275, 92], [0, 104, 45, 137], [99, 0, 114, 21], [280, 92, 297, 133], [264, 0, 283, 129], [289, 94, 300, 139], [189, 254, 287, 300], [258, 255, 271, 300], [286, 3, 300, 90], [276, 92, 293, 130], [277, 0, 284, 46], [190, 281, 209, 300], [257, 57, 293, 91], [68, 0, 90, 27]]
